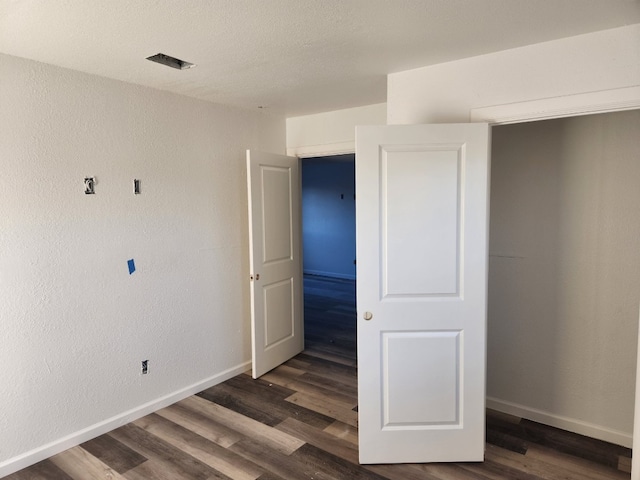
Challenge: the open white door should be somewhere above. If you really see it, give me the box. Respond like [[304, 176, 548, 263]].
[[356, 124, 491, 463], [246, 150, 303, 379]]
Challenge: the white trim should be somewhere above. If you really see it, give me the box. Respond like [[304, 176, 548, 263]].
[[633, 307, 640, 480], [0, 360, 251, 478], [470, 85, 640, 125], [287, 141, 355, 158], [487, 396, 632, 448], [303, 269, 356, 281]]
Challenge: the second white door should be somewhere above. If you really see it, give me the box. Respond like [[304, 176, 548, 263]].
[[246, 150, 304, 379]]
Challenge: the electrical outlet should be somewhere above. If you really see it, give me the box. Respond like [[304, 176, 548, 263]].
[[141, 360, 148, 375]]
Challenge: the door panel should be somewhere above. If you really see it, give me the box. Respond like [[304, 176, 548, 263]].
[[356, 124, 490, 464], [263, 278, 295, 347], [382, 146, 461, 296], [262, 166, 293, 263], [383, 330, 462, 426], [247, 150, 303, 379]]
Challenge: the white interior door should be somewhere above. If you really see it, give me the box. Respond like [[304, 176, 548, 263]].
[[246, 150, 303, 379], [356, 124, 491, 463]]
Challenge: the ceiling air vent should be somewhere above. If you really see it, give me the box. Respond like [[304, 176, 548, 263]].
[[146, 53, 195, 70]]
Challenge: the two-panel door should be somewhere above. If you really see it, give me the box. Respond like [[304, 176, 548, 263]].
[[246, 150, 304, 379], [356, 124, 491, 463]]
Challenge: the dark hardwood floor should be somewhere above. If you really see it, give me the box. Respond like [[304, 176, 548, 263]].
[[7, 275, 632, 479]]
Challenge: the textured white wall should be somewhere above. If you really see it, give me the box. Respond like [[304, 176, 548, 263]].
[[0, 53, 284, 472], [489, 111, 640, 446], [387, 24, 640, 124]]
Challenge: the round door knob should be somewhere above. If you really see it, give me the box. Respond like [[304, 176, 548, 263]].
[[363, 311, 373, 321]]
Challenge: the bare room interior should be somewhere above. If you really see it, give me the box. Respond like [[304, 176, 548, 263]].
[[2, 2, 639, 478]]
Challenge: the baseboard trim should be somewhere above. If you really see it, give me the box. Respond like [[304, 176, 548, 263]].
[[303, 269, 356, 280], [487, 396, 633, 448], [0, 360, 251, 478]]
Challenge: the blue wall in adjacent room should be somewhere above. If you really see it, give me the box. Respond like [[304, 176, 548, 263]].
[[302, 155, 356, 279]]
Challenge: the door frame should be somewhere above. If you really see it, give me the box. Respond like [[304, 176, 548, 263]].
[[290, 86, 640, 475], [473, 89, 640, 480]]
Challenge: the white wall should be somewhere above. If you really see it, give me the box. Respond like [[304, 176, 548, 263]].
[[488, 111, 640, 447], [0, 53, 284, 475], [286, 103, 386, 157], [388, 24, 640, 124]]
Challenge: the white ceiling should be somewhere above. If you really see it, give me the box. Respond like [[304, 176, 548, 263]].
[[1, 0, 639, 117]]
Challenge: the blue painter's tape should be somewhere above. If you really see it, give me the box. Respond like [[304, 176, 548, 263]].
[[127, 259, 136, 275]]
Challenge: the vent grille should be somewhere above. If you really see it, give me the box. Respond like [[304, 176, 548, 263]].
[[146, 53, 195, 70]]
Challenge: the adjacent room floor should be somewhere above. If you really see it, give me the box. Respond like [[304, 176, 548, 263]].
[[8, 275, 631, 479]]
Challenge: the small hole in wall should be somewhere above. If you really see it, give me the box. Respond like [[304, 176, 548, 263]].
[[84, 177, 95, 194]]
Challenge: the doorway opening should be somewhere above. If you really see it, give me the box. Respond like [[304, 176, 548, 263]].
[[300, 154, 357, 363], [301, 154, 356, 281], [486, 110, 638, 472]]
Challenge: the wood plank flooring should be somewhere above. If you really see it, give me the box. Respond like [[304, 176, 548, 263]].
[[7, 275, 632, 479]]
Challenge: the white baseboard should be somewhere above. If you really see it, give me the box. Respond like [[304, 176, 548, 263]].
[[304, 269, 356, 280], [487, 396, 633, 448], [0, 360, 251, 478]]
